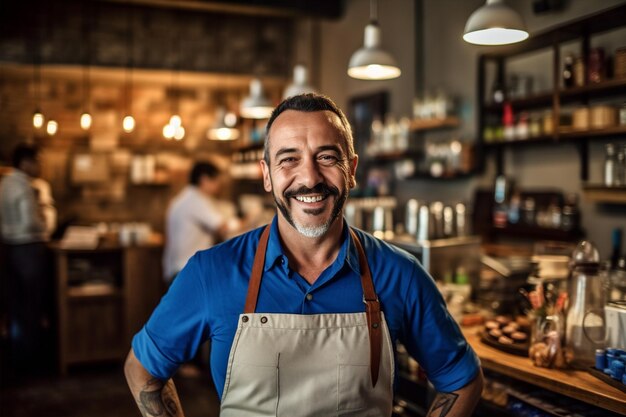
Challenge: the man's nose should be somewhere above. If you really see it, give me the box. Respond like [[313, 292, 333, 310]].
[[298, 157, 324, 188]]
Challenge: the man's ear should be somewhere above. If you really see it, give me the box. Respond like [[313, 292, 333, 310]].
[[260, 160, 272, 192], [349, 155, 358, 189]]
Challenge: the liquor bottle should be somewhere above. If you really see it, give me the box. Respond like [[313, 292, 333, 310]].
[[502, 102, 515, 141], [493, 175, 511, 228], [563, 54, 575, 88], [604, 144, 617, 186]]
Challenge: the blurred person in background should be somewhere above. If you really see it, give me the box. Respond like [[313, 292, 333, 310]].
[[0, 143, 56, 377], [162, 160, 240, 285]]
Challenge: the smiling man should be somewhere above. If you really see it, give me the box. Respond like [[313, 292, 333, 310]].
[[125, 94, 483, 417]]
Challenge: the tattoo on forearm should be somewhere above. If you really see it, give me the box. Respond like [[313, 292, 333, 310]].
[[427, 392, 459, 417], [136, 378, 179, 416]]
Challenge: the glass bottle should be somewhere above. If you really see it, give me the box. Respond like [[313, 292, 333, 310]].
[[522, 197, 536, 226], [561, 194, 580, 232], [615, 145, 625, 186], [492, 175, 511, 228], [563, 54, 575, 88], [604, 144, 617, 186], [491, 79, 505, 105]]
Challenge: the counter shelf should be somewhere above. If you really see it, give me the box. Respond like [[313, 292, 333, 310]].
[[53, 242, 163, 375], [463, 326, 626, 415]]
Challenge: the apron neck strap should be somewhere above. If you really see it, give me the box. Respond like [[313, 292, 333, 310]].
[[243, 224, 271, 314]]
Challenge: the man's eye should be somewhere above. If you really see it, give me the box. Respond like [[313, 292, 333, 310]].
[[279, 157, 297, 165], [318, 154, 339, 165]]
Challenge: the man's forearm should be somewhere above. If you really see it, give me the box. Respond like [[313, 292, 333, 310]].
[[426, 370, 484, 417], [124, 349, 185, 417]]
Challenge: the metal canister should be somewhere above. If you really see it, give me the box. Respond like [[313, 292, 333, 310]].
[[405, 199, 419, 237]]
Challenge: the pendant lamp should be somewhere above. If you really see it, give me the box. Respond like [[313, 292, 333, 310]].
[[122, 5, 135, 133], [163, 18, 185, 141], [207, 107, 240, 141], [32, 64, 44, 129], [80, 1, 92, 130], [240, 78, 274, 119], [283, 64, 316, 99], [348, 0, 401, 80], [463, 0, 528, 46]]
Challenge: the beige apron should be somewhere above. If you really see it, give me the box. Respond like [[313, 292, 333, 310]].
[[220, 226, 395, 417]]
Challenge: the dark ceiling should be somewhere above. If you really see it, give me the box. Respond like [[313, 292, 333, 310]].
[[102, 0, 346, 19]]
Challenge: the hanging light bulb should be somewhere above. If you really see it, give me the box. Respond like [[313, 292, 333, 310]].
[[208, 107, 240, 141], [240, 78, 274, 119], [169, 114, 182, 127], [163, 123, 175, 140], [33, 110, 44, 129], [174, 125, 185, 141], [348, 0, 401, 80], [283, 64, 316, 99], [123, 115, 135, 133], [46, 120, 58, 136], [80, 112, 92, 130], [463, 0, 528, 45]]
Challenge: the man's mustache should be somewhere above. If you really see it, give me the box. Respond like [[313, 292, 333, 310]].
[[284, 183, 339, 199]]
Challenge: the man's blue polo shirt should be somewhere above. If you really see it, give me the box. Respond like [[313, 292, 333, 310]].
[[132, 216, 480, 398]]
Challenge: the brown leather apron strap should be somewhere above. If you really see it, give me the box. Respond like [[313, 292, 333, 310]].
[[349, 228, 382, 388], [243, 225, 271, 314], [243, 224, 382, 387]]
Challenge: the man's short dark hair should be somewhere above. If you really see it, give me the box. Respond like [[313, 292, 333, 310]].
[[12, 143, 39, 168], [190, 161, 220, 185], [264, 93, 355, 164]]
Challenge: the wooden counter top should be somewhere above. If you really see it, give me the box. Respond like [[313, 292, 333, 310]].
[[463, 327, 626, 415]]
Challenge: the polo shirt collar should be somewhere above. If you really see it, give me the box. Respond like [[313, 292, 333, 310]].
[[263, 216, 361, 275]]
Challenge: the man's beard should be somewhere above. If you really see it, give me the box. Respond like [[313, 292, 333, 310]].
[[273, 182, 348, 238]]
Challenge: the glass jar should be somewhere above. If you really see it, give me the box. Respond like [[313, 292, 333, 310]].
[[529, 313, 566, 368]]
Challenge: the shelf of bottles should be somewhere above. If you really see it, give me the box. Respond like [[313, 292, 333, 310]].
[[364, 91, 474, 180], [481, 37, 626, 147]]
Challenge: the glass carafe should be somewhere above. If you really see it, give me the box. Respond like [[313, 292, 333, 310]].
[[565, 241, 607, 368]]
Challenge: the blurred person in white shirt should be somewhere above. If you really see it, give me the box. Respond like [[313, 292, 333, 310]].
[[163, 161, 239, 284]]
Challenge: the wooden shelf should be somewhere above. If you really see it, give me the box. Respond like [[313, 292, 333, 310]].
[[560, 77, 626, 102], [365, 150, 422, 162], [487, 224, 583, 242], [405, 171, 474, 180], [409, 116, 460, 131], [67, 284, 120, 299], [463, 327, 626, 415], [482, 126, 626, 148], [483, 78, 626, 113], [582, 184, 626, 204], [484, 92, 553, 112], [559, 125, 626, 139]]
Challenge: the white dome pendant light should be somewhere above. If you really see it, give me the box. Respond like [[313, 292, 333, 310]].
[[283, 64, 316, 99], [207, 107, 240, 141], [463, 0, 528, 46], [348, 0, 401, 80], [240, 78, 274, 119]]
